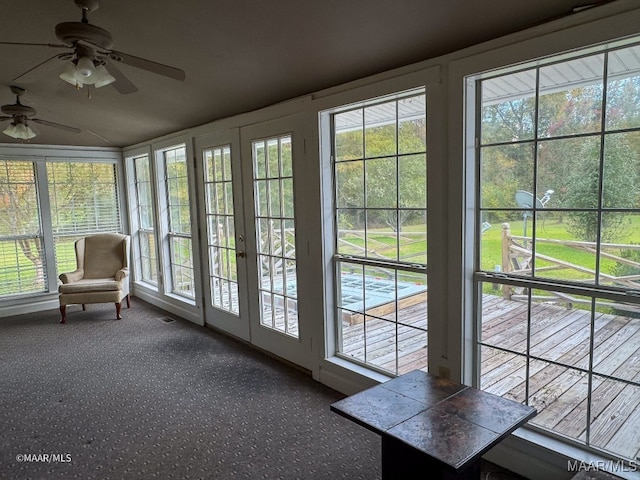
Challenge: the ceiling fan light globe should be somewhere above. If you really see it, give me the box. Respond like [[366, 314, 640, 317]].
[[7, 123, 36, 140], [75, 56, 96, 80], [3, 123, 19, 139], [60, 64, 83, 87], [23, 126, 36, 140], [94, 65, 116, 88]]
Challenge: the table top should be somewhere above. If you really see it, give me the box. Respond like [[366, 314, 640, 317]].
[[330, 369, 536, 472]]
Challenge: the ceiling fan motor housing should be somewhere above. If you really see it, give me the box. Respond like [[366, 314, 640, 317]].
[[55, 22, 113, 50], [1, 104, 36, 118]]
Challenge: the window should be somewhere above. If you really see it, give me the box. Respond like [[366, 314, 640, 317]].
[[0, 156, 122, 300], [132, 154, 157, 284], [163, 146, 194, 298], [48, 161, 122, 276], [253, 135, 298, 337], [203, 145, 239, 314], [329, 90, 428, 375], [0, 160, 46, 297], [473, 41, 640, 463]]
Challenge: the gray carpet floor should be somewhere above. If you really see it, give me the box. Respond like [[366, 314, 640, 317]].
[[0, 298, 528, 480]]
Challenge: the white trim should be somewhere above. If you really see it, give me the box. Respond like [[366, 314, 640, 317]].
[[317, 356, 391, 395], [485, 428, 640, 480], [132, 283, 202, 325], [0, 294, 59, 318]]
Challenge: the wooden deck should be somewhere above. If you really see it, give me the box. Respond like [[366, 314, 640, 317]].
[[340, 293, 640, 462]]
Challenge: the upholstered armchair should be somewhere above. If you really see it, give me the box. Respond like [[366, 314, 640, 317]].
[[58, 233, 131, 324]]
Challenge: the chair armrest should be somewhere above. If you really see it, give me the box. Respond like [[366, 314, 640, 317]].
[[115, 268, 129, 281], [59, 269, 84, 284]]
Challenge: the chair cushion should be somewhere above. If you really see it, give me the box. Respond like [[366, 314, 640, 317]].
[[84, 234, 127, 279], [58, 278, 121, 294]]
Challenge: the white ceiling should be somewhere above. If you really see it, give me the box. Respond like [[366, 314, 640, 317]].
[[0, 0, 619, 148]]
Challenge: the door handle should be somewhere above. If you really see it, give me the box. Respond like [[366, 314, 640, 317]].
[[236, 250, 246, 258]]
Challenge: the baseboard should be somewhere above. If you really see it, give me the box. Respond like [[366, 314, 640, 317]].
[[0, 295, 59, 318], [483, 431, 574, 480], [318, 357, 390, 396], [132, 285, 203, 326], [484, 428, 638, 480]]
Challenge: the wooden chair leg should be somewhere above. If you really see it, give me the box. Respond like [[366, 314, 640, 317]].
[[126, 294, 131, 308], [60, 305, 66, 324], [115, 302, 122, 320]]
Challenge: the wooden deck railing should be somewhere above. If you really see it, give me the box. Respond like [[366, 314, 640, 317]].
[[500, 222, 640, 308]]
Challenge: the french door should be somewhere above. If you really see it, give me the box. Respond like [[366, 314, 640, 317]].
[[240, 116, 312, 369], [195, 129, 250, 340]]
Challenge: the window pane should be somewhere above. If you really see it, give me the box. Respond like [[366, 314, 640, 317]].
[[48, 162, 121, 237], [366, 210, 397, 261], [203, 145, 239, 315], [164, 146, 194, 298], [170, 236, 193, 296], [592, 299, 640, 383], [602, 132, 640, 209], [533, 211, 598, 283], [482, 70, 537, 144], [398, 154, 426, 208], [398, 94, 426, 154], [606, 44, 640, 130], [337, 210, 365, 256], [528, 363, 589, 440], [476, 43, 640, 464], [335, 161, 364, 208], [537, 136, 599, 210], [588, 377, 640, 461], [398, 210, 427, 264], [332, 90, 428, 375], [365, 157, 397, 208], [480, 346, 527, 403], [601, 221, 640, 290], [133, 155, 157, 285], [538, 54, 604, 138], [480, 143, 535, 209], [480, 285, 529, 355], [365, 102, 396, 158], [335, 109, 363, 161], [0, 239, 46, 296], [529, 290, 592, 368], [48, 162, 121, 277], [253, 134, 298, 338]]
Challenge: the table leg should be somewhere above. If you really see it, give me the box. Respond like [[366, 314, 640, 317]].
[[381, 435, 480, 480]]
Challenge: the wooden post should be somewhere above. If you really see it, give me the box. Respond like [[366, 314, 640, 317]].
[[501, 223, 512, 300]]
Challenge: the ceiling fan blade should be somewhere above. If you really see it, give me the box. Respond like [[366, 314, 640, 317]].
[[0, 41, 68, 48], [32, 118, 81, 134], [13, 53, 68, 81], [107, 50, 186, 81], [105, 62, 138, 94], [0, 116, 12, 122], [86, 130, 111, 143]]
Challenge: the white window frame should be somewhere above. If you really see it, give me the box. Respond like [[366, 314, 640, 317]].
[[126, 148, 159, 288], [0, 146, 123, 306], [465, 33, 640, 470]]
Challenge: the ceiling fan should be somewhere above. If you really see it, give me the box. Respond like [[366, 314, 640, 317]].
[[0, 0, 186, 95], [0, 86, 81, 140]]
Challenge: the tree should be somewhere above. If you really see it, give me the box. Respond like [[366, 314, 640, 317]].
[[564, 135, 638, 242]]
